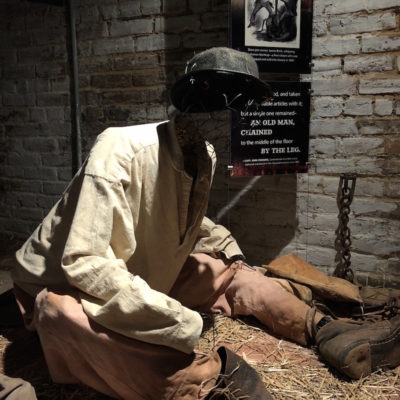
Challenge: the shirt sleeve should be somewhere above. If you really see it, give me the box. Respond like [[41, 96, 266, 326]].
[[61, 174, 202, 354], [192, 216, 244, 260]]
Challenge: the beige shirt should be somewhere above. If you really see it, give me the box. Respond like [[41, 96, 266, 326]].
[[12, 119, 243, 354]]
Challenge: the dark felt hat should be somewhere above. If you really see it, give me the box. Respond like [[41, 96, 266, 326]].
[[170, 47, 272, 113]]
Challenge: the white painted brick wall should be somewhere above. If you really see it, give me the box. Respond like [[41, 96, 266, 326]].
[[312, 38, 360, 57], [314, 158, 384, 175], [109, 19, 153, 37], [388, 259, 400, 276], [312, 58, 341, 72], [135, 34, 180, 51], [331, 0, 400, 14], [297, 174, 343, 195], [351, 253, 387, 274], [362, 36, 400, 53], [310, 137, 338, 156], [344, 97, 373, 116], [358, 119, 400, 135], [93, 37, 135, 55], [118, 2, 141, 18], [330, 13, 396, 35], [312, 78, 357, 96], [359, 79, 400, 94], [312, 69, 341, 78], [352, 236, 400, 257], [344, 55, 393, 74], [375, 99, 393, 116], [310, 118, 358, 136], [156, 15, 202, 33], [354, 178, 385, 197], [313, 97, 343, 117], [313, 0, 332, 18], [313, 18, 328, 37], [341, 137, 384, 155]]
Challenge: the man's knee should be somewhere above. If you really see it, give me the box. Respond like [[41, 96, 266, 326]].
[[34, 288, 81, 330]]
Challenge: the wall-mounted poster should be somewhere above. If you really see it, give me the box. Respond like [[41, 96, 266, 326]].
[[230, 81, 310, 177], [231, 0, 313, 74]]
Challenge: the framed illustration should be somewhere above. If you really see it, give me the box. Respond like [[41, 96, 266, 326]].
[[231, 0, 313, 73], [230, 81, 311, 177]]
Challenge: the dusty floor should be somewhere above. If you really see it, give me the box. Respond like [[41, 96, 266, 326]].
[[1, 245, 399, 399]]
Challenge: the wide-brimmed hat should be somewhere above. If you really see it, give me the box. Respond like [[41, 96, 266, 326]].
[[170, 47, 272, 113]]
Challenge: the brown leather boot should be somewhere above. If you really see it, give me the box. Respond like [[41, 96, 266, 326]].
[[314, 314, 400, 379], [207, 346, 274, 399]]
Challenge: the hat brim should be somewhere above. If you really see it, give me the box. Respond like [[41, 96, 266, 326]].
[[170, 70, 273, 113]]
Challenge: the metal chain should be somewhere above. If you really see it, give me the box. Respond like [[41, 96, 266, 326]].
[[334, 173, 357, 282]]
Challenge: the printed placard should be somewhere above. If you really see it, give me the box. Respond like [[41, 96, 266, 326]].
[[230, 81, 310, 176], [231, 0, 313, 73]]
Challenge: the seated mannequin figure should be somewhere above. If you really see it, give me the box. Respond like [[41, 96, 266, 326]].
[[11, 47, 400, 400]]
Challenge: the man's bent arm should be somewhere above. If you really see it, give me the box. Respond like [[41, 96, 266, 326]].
[[61, 174, 202, 354]]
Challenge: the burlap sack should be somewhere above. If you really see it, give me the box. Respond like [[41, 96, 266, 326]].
[[359, 286, 400, 307], [264, 253, 362, 304]]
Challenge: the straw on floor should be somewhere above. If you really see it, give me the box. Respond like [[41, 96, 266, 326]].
[[1, 312, 399, 400]]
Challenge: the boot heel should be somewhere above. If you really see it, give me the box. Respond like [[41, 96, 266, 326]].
[[341, 342, 371, 379]]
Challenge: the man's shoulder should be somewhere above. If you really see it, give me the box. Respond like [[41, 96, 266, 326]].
[[97, 121, 167, 151], [85, 121, 168, 180]]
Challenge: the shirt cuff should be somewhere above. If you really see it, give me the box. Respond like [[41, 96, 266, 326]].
[[176, 308, 203, 354]]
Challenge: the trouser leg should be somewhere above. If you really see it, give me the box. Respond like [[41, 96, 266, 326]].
[[15, 286, 221, 400], [0, 374, 37, 400], [170, 253, 322, 346], [224, 263, 314, 345]]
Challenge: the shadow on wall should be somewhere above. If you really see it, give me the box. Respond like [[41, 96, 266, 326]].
[[162, 3, 298, 265], [208, 168, 298, 266]]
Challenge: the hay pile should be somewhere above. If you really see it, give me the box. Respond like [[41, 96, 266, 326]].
[[1, 314, 399, 399], [198, 314, 400, 400]]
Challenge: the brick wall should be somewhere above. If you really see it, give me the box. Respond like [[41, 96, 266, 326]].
[[1, 0, 71, 238], [299, 0, 400, 286], [0, 0, 399, 287]]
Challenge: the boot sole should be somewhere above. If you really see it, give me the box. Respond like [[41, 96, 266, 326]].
[[342, 325, 400, 379]]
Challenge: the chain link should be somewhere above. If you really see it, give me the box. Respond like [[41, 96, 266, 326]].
[[334, 173, 357, 282]]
